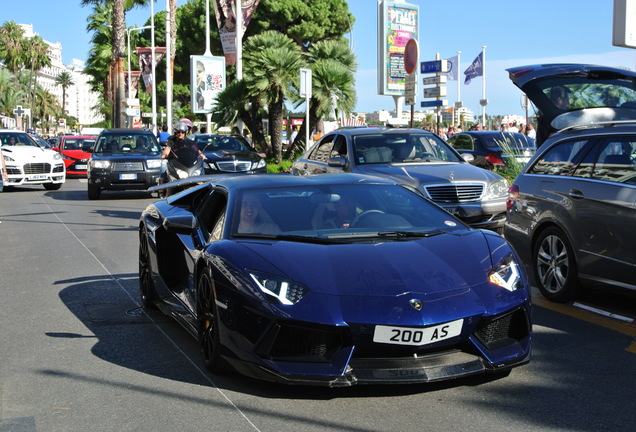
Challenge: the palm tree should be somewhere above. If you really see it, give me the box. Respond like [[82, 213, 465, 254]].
[[23, 35, 52, 110], [243, 31, 304, 163], [0, 69, 26, 116], [55, 72, 74, 116], [0, 21, 26, 75], [35, 86, 61, 134]]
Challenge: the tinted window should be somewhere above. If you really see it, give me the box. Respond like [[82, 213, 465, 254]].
[[195, 135, 251, 152], [308, 135, 335, 162], [0, 132, 38, 147], [573, 137, 636, 184], [529, 139, 590, 176], [94, 133, 160, 153], [450, 134, 474, 150], [353, 133, 461, 164], [63, 138, 95, 150]]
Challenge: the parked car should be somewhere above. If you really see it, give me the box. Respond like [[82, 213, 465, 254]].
[[447, 131, 536, 168], [192, 134, 266, 174], [0, 129, 66, 190], [504, 63, 636, 302], [140, 173, 531, 386], [87, 129, 162, 200], [291, 128, 509, 232], [53, 135, 96, 176]]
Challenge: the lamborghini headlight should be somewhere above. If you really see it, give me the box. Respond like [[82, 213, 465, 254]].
[[249, 271, 310, 305], [489, 258, 522, 292]]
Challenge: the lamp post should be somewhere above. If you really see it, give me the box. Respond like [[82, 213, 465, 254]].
[[127, 25, 152, 99]]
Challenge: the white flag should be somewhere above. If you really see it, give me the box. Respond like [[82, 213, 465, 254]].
[[443, 55, 458, 81]]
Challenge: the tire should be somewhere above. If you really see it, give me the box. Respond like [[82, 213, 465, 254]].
[[88, 184, 101, 200], [44, 183, 63, 191], [533, 227, 578, 302], [138, 227, 158, 310], [198, 266, 226, 373]]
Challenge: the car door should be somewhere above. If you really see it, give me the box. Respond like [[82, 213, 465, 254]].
[[570, 136, 636, 286], [294, 134, 341, 174]]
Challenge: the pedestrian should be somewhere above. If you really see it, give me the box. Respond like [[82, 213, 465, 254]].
[[243, 128, 252, 144], [0, 145, 8, 192], [519, 123, 526, 135], [526, 123, 536, 140], [157, 125, 170, 142], [509, 121, 519, 133]]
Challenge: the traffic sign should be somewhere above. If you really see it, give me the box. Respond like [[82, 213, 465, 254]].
[[404, 38, 419, 75], [422, 76, 447, 85], [423, 86, 447, 98], [420, 100, 448, 108], [420, 59, 448, 74], [405, 73, 417, 105]]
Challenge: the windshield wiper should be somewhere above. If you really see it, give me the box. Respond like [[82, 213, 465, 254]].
[[233, 233, 344, 244], [377, 230, 447, 238]]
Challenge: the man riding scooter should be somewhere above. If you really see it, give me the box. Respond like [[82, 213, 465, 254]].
[[160, 120, 207, 197]]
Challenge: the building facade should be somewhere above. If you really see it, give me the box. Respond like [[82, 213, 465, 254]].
[[19, 24, 102, 130]]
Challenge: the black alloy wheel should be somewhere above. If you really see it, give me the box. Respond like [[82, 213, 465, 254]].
[[138, 227, 157, 310], [198, 266, 226, 373], [533, 227, 578, 302]]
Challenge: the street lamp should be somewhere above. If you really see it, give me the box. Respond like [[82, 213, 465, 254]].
[[127, 25, 152, 99]]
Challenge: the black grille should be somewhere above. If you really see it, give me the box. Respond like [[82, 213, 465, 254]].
[[474, 308, 529, 350], [113, 162, 144, 172], [259, 323, 344, 362], [24, 163, 51, 174], [53, 164, 65, 173], [425, 184, 484, 203]]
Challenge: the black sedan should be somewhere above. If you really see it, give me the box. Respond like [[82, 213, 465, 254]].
[[140, 174, 532, 386], [192, 134, 266, 174], [447, 131, 536, 169], [291, 128, 509, 233]]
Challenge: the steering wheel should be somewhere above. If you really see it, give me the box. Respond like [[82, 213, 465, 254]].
[[349, 210, 385, 228]]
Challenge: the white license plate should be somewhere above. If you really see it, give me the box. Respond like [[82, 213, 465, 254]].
[[119, 173, 137, 180], [28, 174, 48, 180], [373, 319, 463, 346], [75, 164, 87, 170]]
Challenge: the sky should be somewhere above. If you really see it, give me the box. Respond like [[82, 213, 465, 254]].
[[5, 0, 636, 119]]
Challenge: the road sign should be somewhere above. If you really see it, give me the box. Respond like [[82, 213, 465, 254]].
[[420, 59, 448, 74], [423, 86, 447, 98], [125, 108, 140, 116], [126, 98, 140, 106], [58, 118, 66, 125], [420, 100, 447, 108], [404, 38, 419, 75], [300, 68, 312, 98], [422, 76, 447, 85], [13, 106, 26, 117]]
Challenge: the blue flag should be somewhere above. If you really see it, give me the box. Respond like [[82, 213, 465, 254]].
[[464, 52, 483, 85]]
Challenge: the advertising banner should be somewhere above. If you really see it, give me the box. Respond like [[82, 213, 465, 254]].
[[191, 55, 226, 113], [213, 0, 260, 65], [377, 1, 419, 96], [135, 47, 167, 93]]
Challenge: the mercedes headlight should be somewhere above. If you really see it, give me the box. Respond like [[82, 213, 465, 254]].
[[146, 159, 162, 169], [253, 159, 266, 170], [485, 178, 509, 199], [489, 257, 522, 292], [249, 271, 310, 305]]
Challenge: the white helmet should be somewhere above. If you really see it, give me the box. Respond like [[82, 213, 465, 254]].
[[173, 121, 189, 133]]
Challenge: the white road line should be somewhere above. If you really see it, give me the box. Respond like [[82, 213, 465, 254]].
[[572, 302, 634, 324], [40, 193, 262, 432]]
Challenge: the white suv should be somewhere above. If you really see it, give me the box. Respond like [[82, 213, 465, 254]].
[[1, 130, 66, 190]]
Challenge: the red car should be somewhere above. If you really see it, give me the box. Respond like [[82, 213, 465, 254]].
[[54, 136, 96, 176]]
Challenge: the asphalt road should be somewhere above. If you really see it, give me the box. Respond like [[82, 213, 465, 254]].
[[1, 179, 634, 432]]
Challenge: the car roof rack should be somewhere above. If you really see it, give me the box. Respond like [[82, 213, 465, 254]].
[[558, 119, 636, 133]]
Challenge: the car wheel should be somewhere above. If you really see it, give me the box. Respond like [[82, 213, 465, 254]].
[[533, 227, 578, 302], [138, 227, 157, 310], [198, 266, 226, 373], [44, 183, 62, 191], [88, 184, 101, 200]]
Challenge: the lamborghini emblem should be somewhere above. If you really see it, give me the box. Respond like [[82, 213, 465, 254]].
[[409, 299, 423, 311]]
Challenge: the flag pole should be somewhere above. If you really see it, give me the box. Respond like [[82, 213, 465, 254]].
[[457, 51, 461, 127], [481, 45, 486, 127]]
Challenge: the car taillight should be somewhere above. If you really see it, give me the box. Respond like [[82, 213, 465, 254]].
[[506, 185, 519, 211], [486, 153, 505, 166]]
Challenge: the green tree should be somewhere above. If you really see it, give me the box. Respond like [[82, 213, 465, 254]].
[[23, 35, 52, 109], [0, 68, 26, 116], [243, 30, 304, 163], [55, 71, 74, 116], [0, 21, 26, 75], [34, 86, 61, 134]]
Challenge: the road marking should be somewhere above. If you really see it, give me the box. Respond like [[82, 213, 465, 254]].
[[532, 295, 636, 354], [572, 302, 634, 323]]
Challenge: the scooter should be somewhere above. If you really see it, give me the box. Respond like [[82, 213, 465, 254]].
[[162, 148, 209, 196]]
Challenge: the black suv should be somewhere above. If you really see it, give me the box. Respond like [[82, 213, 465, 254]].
[[87, 129, 162, 200], [504, 64, 636, 302]]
